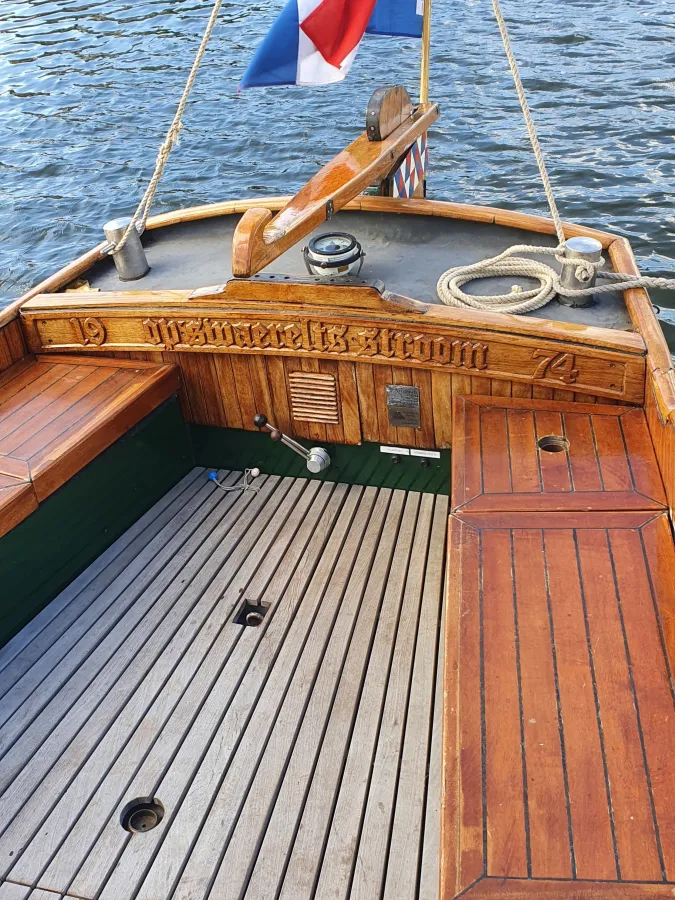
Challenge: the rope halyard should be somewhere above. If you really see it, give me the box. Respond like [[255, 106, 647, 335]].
[[437, 0, 675, 313], [107, 0, 224, 255]]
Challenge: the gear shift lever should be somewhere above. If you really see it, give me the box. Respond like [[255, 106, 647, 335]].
[[253, 414, 331, 474]]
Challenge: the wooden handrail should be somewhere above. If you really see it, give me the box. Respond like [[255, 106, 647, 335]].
[[231, 102, 440, 278]]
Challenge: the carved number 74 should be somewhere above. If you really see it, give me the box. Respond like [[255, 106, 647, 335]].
[[532, 350, 579, 384]]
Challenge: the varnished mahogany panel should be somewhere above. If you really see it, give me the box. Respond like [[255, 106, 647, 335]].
[[646, 368, 675, 518], [0, 355, 178, 536], [0, 319, 26, 375], [452, 395, 666, 512], [0, 476, 38, 539], [443, 511, 675, 899], [20, 290, 647, 405]]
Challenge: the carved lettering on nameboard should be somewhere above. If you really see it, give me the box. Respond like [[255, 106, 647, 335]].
[[30, 310, 635, 400], [70, 317, 106, 346], [532, 349, 580, 384], [140, 317, 489, 371]]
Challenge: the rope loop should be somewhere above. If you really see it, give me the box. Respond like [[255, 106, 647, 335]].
[[437, 244, 562, 313], [436, 242, 675, 313]]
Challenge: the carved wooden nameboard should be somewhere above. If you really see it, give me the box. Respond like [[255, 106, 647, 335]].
[[21, 295, 645, 404]]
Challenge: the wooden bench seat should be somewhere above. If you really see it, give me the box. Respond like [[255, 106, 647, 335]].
[[452, 395, 667, 513], [443, 395, 675, 900], [0, 355, 179, 538]]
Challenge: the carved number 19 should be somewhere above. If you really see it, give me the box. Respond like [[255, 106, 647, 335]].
[[70, 317, 106, 346], [532, 350, 579, 384]]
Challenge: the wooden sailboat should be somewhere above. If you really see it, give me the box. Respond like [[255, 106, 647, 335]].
[[1, 5, 675, 898]]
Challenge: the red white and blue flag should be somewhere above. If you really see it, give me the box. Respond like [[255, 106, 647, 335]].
[[241, 0, 423, 88]]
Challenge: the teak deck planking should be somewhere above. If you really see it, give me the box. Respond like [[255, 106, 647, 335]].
[[0, 471, 447, 900], [443, 390, 675, 899]]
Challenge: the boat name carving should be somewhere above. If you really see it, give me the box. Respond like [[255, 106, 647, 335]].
[[40, 311, 631, 397], [139, 317, 490, 369]]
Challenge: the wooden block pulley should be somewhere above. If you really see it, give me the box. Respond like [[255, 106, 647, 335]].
[[366, 85, 414, 142]]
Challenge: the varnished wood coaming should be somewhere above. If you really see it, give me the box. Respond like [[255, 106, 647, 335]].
[[609, 238, 675, 517], [19, 285, 647, 421], [231, 103, 439, 277]]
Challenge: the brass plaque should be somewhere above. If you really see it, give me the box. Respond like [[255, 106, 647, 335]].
[[386, 384, 421, 429]]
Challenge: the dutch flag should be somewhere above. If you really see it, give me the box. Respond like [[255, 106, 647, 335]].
[[241, 0, 423, 89]]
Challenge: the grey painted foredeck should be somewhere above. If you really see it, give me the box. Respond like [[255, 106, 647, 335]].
[[0, 469, 447, 900], [87, 209, 631, 330]]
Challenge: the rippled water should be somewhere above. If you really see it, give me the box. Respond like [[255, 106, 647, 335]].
[[1, 0, 674, 322]]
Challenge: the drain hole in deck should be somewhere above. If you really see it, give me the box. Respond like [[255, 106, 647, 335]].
[[537, 435, 570, 454], [120, 797, 164, 833], [234, 599, 270, 627]]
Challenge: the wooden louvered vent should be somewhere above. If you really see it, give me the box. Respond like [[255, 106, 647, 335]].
[[288, 371, 339, 424]]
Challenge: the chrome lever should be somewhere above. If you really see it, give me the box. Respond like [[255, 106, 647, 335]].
[[253, 414, 331, 474]]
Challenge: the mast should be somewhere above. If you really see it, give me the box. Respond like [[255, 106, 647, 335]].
[[419, 0, 432, 103]]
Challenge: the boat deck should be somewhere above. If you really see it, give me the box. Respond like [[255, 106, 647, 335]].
[[85, 209, 631, 331], [0, 469, 447, 900]]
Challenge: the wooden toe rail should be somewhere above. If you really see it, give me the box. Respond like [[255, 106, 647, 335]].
[[0, 355, 178, 537], [231, 102, 439, 277]]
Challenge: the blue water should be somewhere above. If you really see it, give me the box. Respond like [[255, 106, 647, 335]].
[[1, 0, 674, 325]]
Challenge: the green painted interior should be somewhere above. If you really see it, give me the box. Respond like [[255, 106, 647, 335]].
[[190, 425, 450, 495], [0, 398, 193, 648]]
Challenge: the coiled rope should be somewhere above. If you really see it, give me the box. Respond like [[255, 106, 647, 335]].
[[437, 0, 675, 313], [106, 0, 223, 255]]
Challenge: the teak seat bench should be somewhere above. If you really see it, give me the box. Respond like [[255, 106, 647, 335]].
[[0, 355, 179, 538], [443, 395, 675, 900]]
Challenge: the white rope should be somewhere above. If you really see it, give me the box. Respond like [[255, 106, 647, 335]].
[[489, 0, 565, 246], [108, 0, 223, 254], [438, 244, 562, 313], [437, 0, 675, 313]]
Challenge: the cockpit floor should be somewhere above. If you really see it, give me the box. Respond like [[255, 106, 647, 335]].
[[0, 468, 446, 900]]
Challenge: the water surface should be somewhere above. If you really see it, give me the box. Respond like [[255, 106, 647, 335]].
[[1, 0, 674, 334]]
